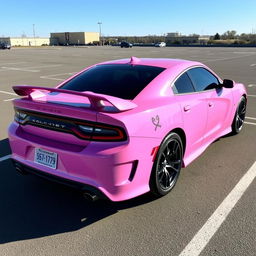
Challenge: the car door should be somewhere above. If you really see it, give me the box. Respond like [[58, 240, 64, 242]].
[[172, 72, 208, 163], [187, 67, 233, 144]]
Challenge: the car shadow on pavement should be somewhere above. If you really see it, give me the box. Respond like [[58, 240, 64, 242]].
[[0, 138, 12, 157], [0, 138, 157, 244]]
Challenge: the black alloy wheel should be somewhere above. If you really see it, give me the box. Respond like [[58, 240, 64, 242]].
[[232, 96, 246, 134], [150, 133, 183, 196]]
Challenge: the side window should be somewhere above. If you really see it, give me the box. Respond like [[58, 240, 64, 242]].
[[173, 72, 195, 94], [187, 67, 219, 91]]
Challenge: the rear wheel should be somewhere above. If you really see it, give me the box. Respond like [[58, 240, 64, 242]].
[[231, 96, 246, 134], [150, 133, 183, 196]]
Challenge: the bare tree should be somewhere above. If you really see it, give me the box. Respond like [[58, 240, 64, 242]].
[[222, 30, 237, 39]]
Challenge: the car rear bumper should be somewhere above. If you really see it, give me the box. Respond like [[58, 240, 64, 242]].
[[12, 159, 108, 199], [9, 122, 161, 201]]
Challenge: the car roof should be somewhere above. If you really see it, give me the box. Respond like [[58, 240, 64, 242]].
[[100, 57, 202, 69]]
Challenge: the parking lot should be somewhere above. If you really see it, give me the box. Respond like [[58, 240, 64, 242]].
[[0, 46, 256, 256]]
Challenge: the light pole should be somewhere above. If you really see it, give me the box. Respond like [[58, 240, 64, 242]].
[[97, 22, 102, 45], [33, 24, 36, 46]]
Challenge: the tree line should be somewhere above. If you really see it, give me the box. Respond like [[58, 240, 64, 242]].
[[102, 31, 256, 45], [103, 35, 166, 45], [211, 30, 256, 44]]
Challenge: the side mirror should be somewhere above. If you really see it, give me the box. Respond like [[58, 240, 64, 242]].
[[222, 79, 234, 88]]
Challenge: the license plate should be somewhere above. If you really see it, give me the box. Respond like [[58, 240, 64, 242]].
[[34, 148, 58, 169]]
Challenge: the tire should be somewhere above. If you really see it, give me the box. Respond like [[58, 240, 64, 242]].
[[150, 132, 183, 196], [231, 96, 246, 134]]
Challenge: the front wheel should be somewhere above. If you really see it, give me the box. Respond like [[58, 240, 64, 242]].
[[150, 133, 183, 196], [231, 96, 246, 134]]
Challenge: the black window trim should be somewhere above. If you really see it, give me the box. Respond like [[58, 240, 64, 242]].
[[173, 72, 196, 94], [171, 65, 222, 95]]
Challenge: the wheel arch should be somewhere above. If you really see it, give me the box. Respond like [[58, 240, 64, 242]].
[[170, 128, 186, 158], [159, 127, 187, 167], [149, 127, 186, 195], [159, 127, 187, 155]]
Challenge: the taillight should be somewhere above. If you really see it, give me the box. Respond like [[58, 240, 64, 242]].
[[76, 123, 126, 141], [14, 108, 127, 142]]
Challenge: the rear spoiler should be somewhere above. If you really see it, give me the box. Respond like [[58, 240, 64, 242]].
[[13, 85, 137, 112]]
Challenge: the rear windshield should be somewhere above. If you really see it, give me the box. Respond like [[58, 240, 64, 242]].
[[60, 64, 165, 99]]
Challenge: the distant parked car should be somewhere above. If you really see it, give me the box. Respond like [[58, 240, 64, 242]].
[[155, 42, 166, 47], [0, 42, 11, 49], [121, 41, 133, 48]]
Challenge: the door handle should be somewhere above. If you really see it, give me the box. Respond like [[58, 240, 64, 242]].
[[208, 102, 213, 107], [184, 105, 191, 112]]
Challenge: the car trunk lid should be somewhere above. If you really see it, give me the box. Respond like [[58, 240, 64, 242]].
[[12, 85, 135, 144]]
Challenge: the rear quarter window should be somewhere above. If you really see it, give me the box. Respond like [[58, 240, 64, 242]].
[[173, 72, 195, 94]]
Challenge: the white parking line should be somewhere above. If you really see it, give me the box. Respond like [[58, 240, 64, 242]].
[[40, 72, 76, 81], [244, 122, 256, 126], [246, 117, 256, 120], [0, 67, 40, 72], [178, 161, 256, 256], [0, 64, 62, 73], [0, 90, 16, 96], [204, 54, 256, 63], [40, 77, 63, 81], [250, 64, 256, 67], [21, 64, 62, 69], [248, 95, 256, 97], [0, 154, 11, 162], [248, 84, 256, 87], [4, 97, 18, 102], [233, 51, 255, 54], [0, 62, 26, 65]]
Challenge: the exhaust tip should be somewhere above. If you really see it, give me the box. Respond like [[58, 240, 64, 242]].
[[15, 165, 28, 175], [83, 192, 99, 202]]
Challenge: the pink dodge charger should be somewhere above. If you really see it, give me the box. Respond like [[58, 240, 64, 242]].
[[8, 57, 247, 201]]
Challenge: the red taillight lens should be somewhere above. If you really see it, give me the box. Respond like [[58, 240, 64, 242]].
[[14, 108, 127, 142], [75, 123, 127, 141], [92, 124, 126, 141]]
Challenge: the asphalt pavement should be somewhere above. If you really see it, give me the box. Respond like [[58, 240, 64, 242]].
[[0, 46, 255, 256]]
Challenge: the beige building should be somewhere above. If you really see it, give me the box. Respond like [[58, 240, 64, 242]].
[[166, 33, 210, 45], [198, 35, 211, 44], [50, 32, 99, 45], [0, 37, 49, 46]]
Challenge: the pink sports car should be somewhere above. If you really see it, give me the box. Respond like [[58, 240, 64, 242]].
[[8, 57, 247, 201]]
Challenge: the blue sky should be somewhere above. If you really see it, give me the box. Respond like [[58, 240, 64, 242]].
[[1, 0, 256, 37]]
